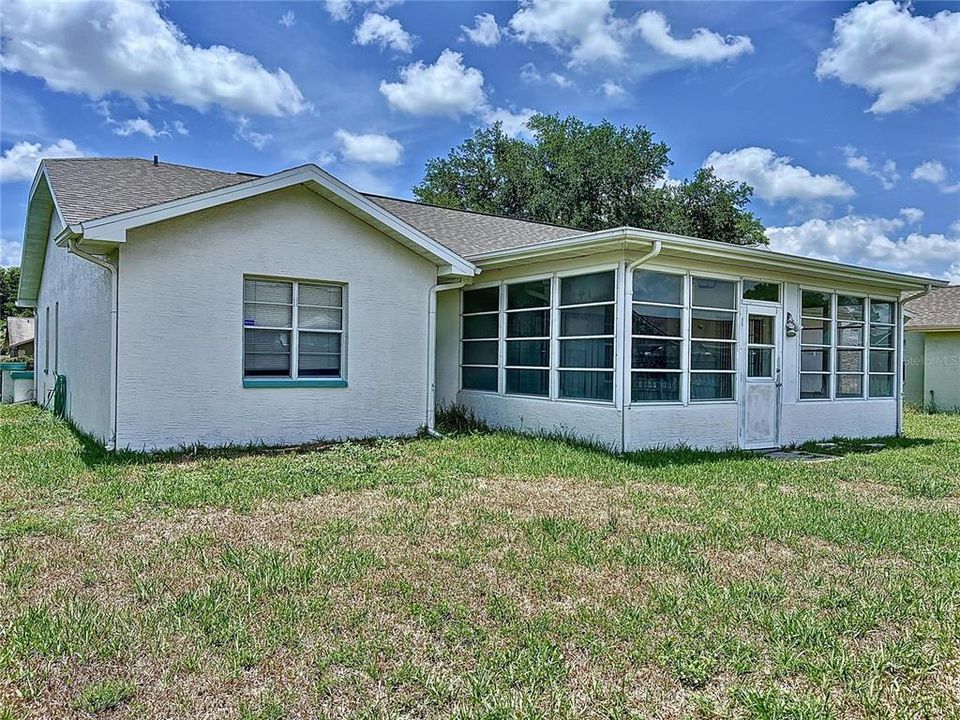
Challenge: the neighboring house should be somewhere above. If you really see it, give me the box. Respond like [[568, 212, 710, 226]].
[[17, 157, 946, 452], [904, 286, 960, 411], [3, 316, 35, 358]]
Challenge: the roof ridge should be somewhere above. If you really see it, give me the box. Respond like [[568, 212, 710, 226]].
[[43, 156, 249, 177]]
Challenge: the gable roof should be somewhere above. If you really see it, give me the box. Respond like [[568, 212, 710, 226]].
[[5, 317, 35, 349], [905, 286, 960, 330]]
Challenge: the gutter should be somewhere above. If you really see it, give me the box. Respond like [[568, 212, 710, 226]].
[[897, 283, 933, 436], [620, 240, 663, 453], [426, 279, 468, 438], [66, 234, 119, 451]]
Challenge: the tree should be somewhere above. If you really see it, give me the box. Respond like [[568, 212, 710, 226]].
[[414, 114, 767, 246], [0, 266, 29, 320]]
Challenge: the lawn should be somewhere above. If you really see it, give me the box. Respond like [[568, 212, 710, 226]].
[[0, 405, 958, 719]]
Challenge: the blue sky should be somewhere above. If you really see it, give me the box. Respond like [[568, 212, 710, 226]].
[[1, 0, 958, 280]]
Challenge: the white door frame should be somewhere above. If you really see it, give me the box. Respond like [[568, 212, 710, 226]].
[[739, 302, 783, 449]]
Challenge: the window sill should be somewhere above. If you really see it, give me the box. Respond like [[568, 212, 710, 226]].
[[243, 378, 347, 389]]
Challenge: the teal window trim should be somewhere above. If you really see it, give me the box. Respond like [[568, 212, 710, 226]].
[[0, 362, 28, 371], [243, 377, 347, 389], [10, 370, 34, 380]]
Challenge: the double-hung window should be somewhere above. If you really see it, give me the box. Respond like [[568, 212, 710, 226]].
[[505, 279, 551, 396], [868, 299, 896, 398], [243, 278, 344, 380], [558, 271, 616, 401], [631, 270, 683, 402], [800, 290, 832, 399], [461, 286, 500, 391], [836, 295, 865, 398], [690, 277, 737, 401]]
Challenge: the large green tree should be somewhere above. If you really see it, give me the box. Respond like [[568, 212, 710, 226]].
[[1, 266, 28, 320], [414, 114, 767, 246]]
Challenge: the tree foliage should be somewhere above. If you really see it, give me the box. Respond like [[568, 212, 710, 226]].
[[1, 267, 28, 320], [414, 114, 767, 246]]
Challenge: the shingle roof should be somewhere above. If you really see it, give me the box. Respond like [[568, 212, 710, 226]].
[[43, 158, 253, 224], [39, 157, 585, 257], [5, 317, 35, 349], [905, 286, 960, 330]]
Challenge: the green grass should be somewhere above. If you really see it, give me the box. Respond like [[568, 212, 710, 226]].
[[0, 403, 958, 718]]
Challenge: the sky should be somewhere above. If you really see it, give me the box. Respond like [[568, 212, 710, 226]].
[[1, 0, 958, 281]]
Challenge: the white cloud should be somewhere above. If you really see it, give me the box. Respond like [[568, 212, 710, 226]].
[[519, 63, 571, 87], [1, 0, 310, 117], [172, 120, 189, 136], [704, 147, 855, 203], [324, 0, 399, 22], [767, 213, 960, 283], [334, 129, 403, 165], [1, 238, 24, 267], [0, 139, 85, 183], [234, 117, 272, 150], [279, 10, 296, 28], [354, 13, 414, 53], [911, 160, 960, 194], [481, 107, 536, 139], [900, 207, 924, 224], [113, 117, 166, 139], [842, 146, 898, 189], [633, 10, 753, 62], [600, 79, 625, 97], [380, 49, 486, 117], [461, 13, 501, 47], [816, 1, 960, 113], [316, 151, 337, 166]]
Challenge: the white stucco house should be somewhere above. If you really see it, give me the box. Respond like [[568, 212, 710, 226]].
[[17, 157, 946, 452]]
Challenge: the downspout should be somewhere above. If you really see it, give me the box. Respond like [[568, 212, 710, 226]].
[[897, 283, 933, 435], [67, 236, 119, 451], [621, 240, 663, 453], [426, 279, 467, 438]]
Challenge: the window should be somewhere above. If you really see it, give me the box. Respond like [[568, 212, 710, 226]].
[[746, 314, 775, 378], [836, 295, 865, 398], [505, 279, 551, 396], [690, 277, 737, 401], [631, 270, 683, 402], [54, 301, 59, 374], [44, 306, 50, 375], [558, 271, 616, 401], [800, 290, 832, 399], [461, 286, 499, 391], [868, 299, 896, 397], [742, 280, 780, 303], [243, 278, 344, 380]]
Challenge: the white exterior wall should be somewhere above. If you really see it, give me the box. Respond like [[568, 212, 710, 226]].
[[116, 186, 437, 451], [33, 212, 113, 441], [437, 251, 902, 451]]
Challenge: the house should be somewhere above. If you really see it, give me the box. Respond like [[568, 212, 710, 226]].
[[904, 286, 960, 412], [17, 157, 947, 452], [3, 316, 34, 357]]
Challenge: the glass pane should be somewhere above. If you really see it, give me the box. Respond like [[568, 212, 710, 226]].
[[299, 332, 340, 354], [632, 339, 680, 370], [691, 341, 734, 370], [802, 290, 832, 318], [869, 374, 894, 398], [560, 305, 614, 337], [801, 348, 830, 372], [462, 366, 497, 391], [633, 305, 682, 337], [836, 374, 863, 398], [742, 280, 780, 302], [298, 307, 342, 330], [870, 349, 895, 373], [506, 339, 549, 367], [461, 340, 498, 366], [560, 272, 615, 305], [244, 279, 292, 304], [560, 338, 614, 368], [506, 309, 549, 338], [838, 323, 864, 347], [631, 372, 680, 403], [506, 369, 549, 397], [801, 319, 831, 345], [692, 310, 735, 340], [800, 374, 829, 399], [748, 315, 774, 345], [559, 370, 613, 401], [507, 279, 550, 309], [633, 270, 682, 305], [690, 373, 734, 401], [837, 295, 865, 321], [692, 277, 736, 309], [870, 326, 894, 348], [243, 329, 291, 377], [299, 284, 342, 307], [299, 343, 341, 377], [837, 349, 863, 372], [463, 286, 499, 314], [243, 302, 292, 328], [463, 314, 498, 339], [748, 348, 773, 378], [870, 300, 895, 325]]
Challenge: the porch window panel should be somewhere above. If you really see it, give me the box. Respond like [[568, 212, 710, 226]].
[[869, 375, 894, 398], [632, 305, 681, 337], [633, 270, 682, 304], [802, 290, 832, 318], [692, 310, 735, 340], [748, 348, 773, 378], [692, 277, 737, 310], [868, 298, 896, 398], [559, 370, 613, 401], [560, 272, 615, 305], [801, 318, 832, 345], [691, 341, 734, 371], [507, 310, 549, 338], [506, 369, 549, 397], [800, 373, 830, 399], [631, 371, 680, 402], [837, 295, 865, 321], [462, 286, 499, 314], [506, 339, 549, 368], [462, 340, 498, 366], [507, 279, 551, 310], [463, 314, 499, 339], [870, 349, 895, 374], [462, 366, 497, 391], [461, 287, 501, 393], [869, 326, 894, 348], [560, 338, 614, 369], [836, 374, 863, 398], [837, 322, 864, 347], [836, 349, 863, 373], [632, 339, 680, 370], [560, 305, 615, 336], [801, 348, 830, 372], [742, 280, 780, 302], [870, 300, 895, 325], [690, 372, 735, 401]]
